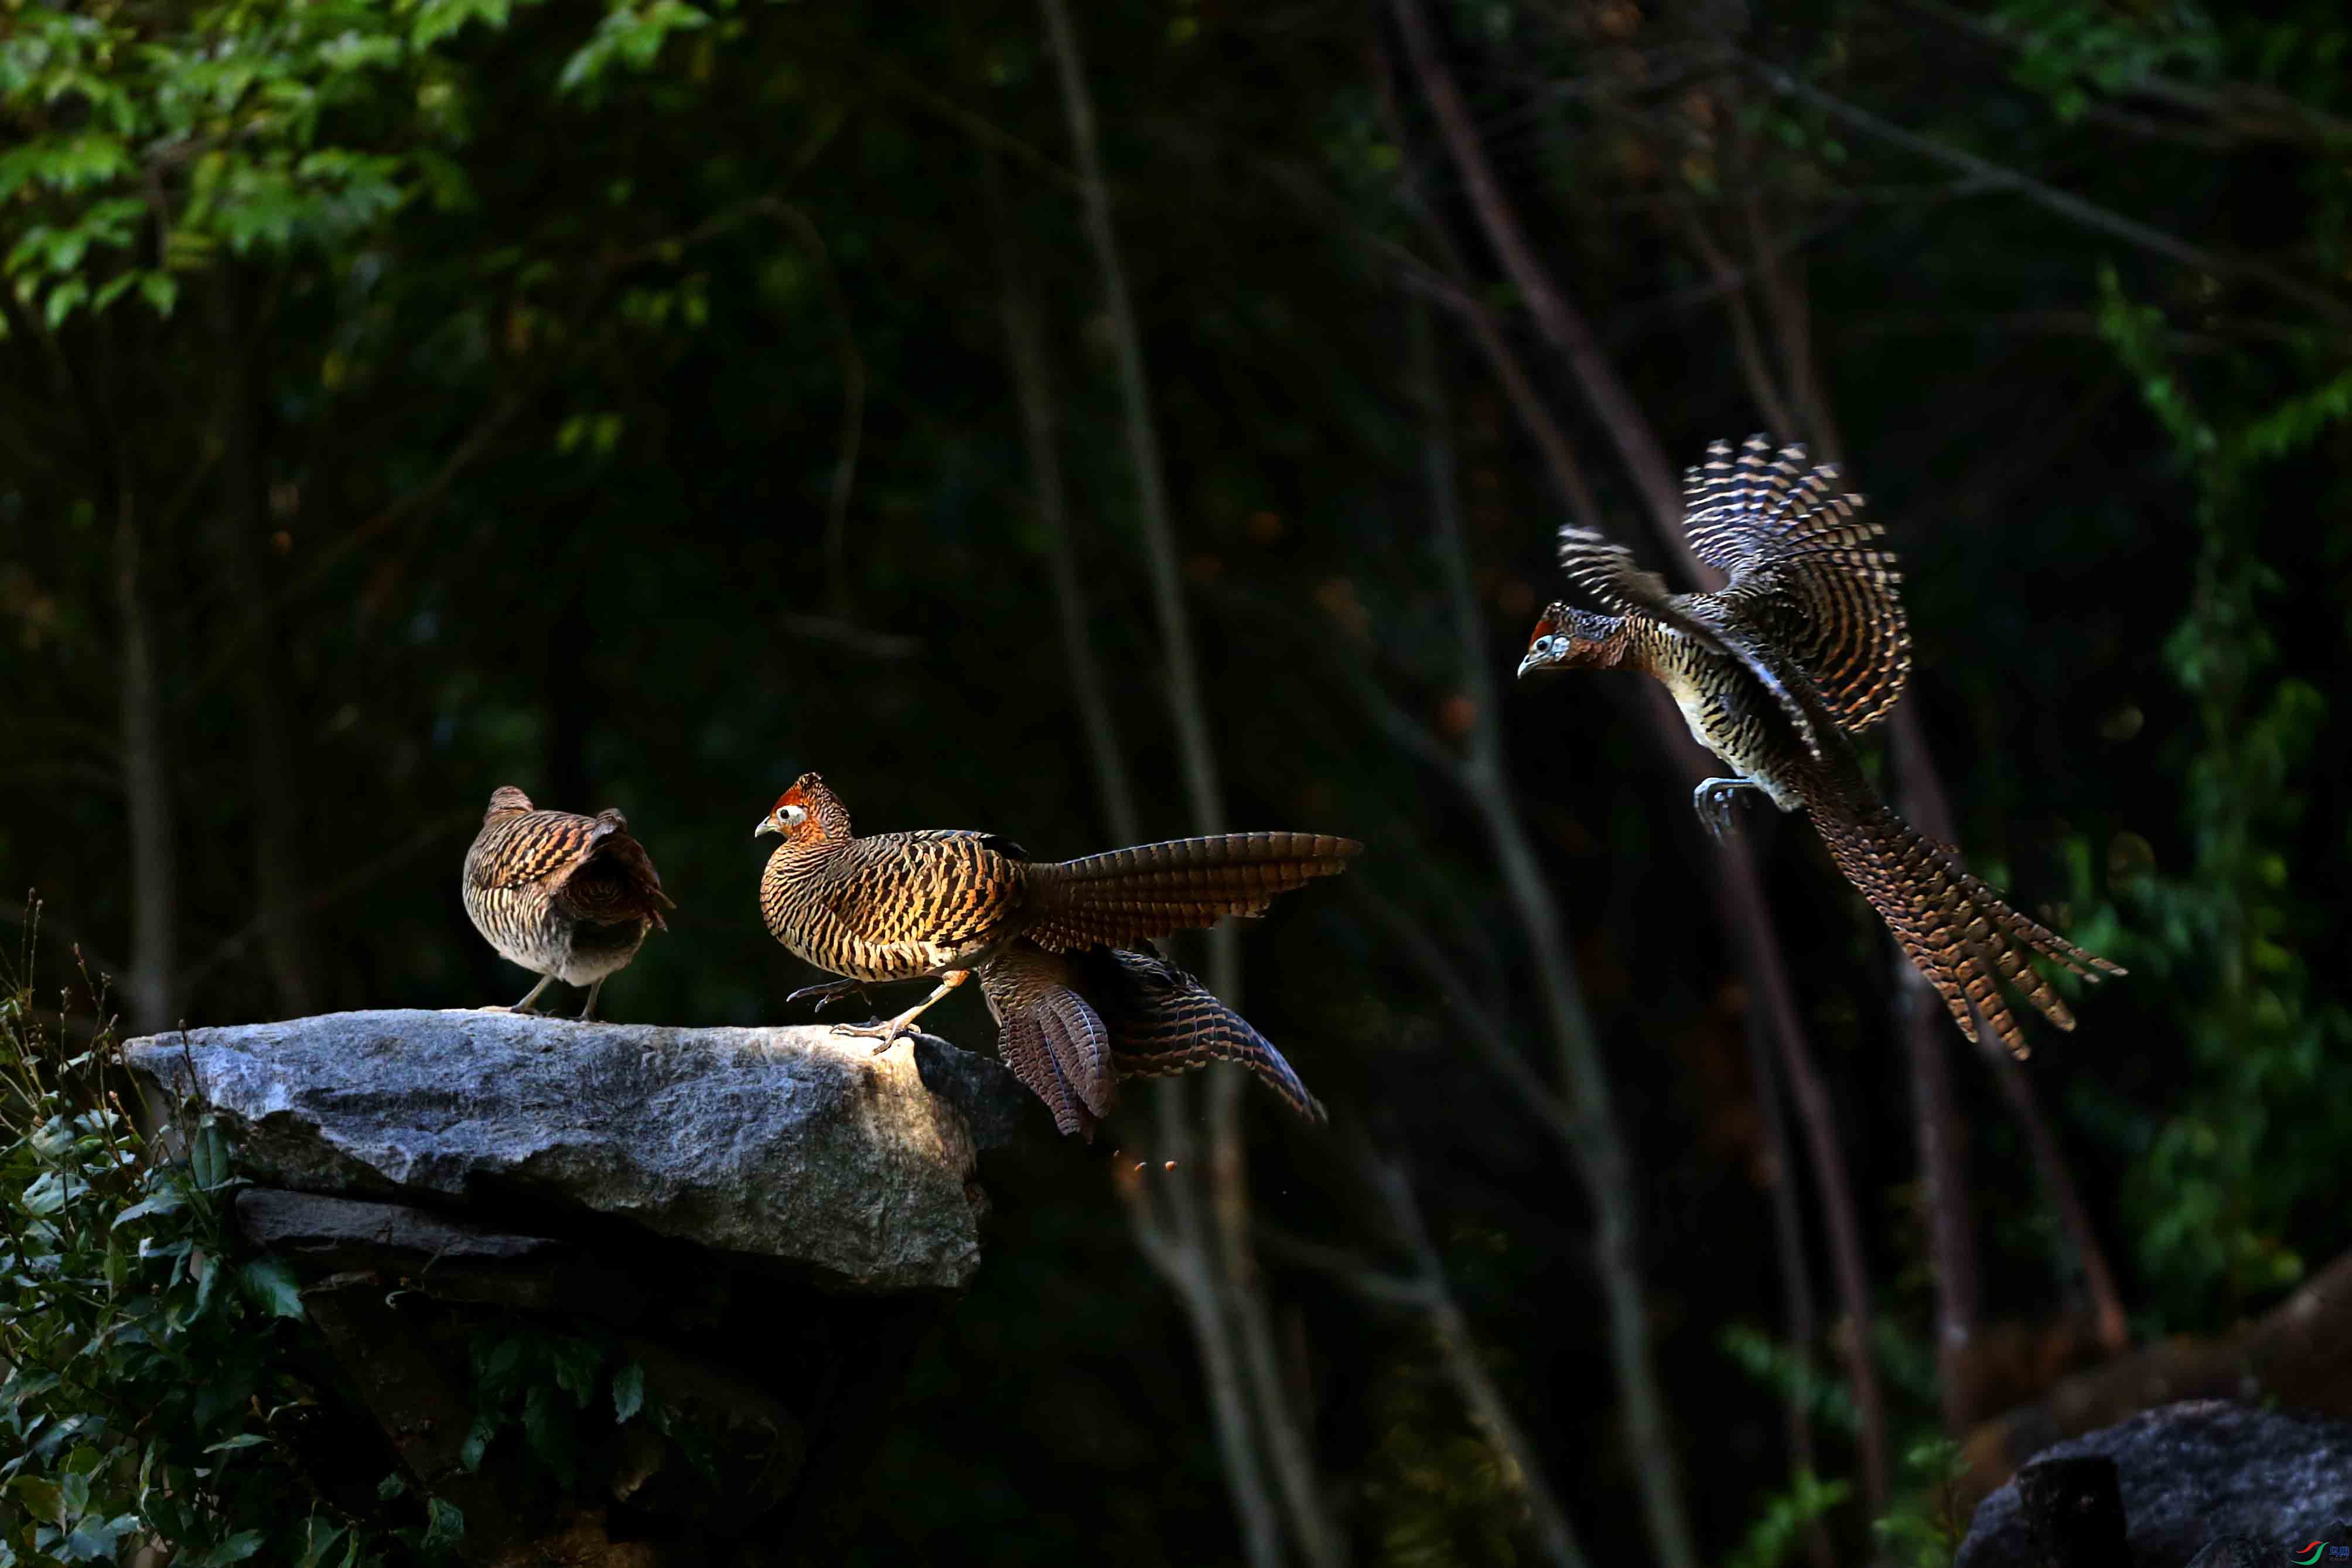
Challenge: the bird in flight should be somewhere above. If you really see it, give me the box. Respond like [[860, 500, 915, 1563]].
[[1517, 435, 2121, 1055]]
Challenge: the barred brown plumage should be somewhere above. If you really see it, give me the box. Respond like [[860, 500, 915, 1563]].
[[755, 772, 1359, 1046], [460, 785, 673, 1020], [977, 941, 1324, 1139], [1519, 434, 2123, 1057]]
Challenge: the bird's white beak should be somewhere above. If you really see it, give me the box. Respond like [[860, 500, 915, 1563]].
[[754, 816, 781, 838]]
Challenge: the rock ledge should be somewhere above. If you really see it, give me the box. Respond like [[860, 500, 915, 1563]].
[[125, 1008, 1023, 1291]]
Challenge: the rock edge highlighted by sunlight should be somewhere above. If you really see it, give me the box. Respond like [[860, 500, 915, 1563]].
[[124, 1009, 1022, 1292]]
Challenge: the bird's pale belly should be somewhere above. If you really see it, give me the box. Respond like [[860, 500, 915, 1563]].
[[1657, 658, 1804, 811]]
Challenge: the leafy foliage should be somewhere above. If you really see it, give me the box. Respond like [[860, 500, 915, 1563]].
[[0, 0, 728, 333], [1725, 1468, 1851, 1568], [459, 1327, 661, 1491], [1869, 1439, 1966, 1568], [1995, 0, 2224, 122], [2066, 267, 2352, 1325], [0, 929, 422, 1566]]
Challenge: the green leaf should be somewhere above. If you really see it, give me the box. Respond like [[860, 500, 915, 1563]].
[[237, 1257, 306, 1321], [203, 1433, 271, 1454], [547, 1335, 601, 1405], [459, 1410, 497, 1473], [6, 1475, 63, 1526], [375, 1471, 408, 1501], [422, 1496, 465, 1547], [179, 1531, 267, 1566], [413, 0, 516, 50], [90, 271, 139, 313], [612, 1361, 644, 1423], [111, 1187, 187, 1228], [42, 277, 88, 329], [293, 1520, 347, 1568], [59, 1515, 128, 1562], [521, 1382, 566, 1477], [139, 272, 178, 317], [190, 1124, 230, 1190]]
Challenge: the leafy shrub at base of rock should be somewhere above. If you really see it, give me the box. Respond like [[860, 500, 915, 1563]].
[[0, 941, 442, 1567]]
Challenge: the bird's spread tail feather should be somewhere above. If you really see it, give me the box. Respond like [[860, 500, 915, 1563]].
[[981, 943, 1326, 1136], [1081, 948, 1326, 1123], [1028, 833, 1359, 952], [1815, 802, 2123, 1058]]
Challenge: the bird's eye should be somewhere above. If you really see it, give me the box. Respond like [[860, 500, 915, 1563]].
[[1538, 637, 1558, 655]]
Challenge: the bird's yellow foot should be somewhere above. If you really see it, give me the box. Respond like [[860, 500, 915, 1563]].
[[831, 1017, 915, 1051]]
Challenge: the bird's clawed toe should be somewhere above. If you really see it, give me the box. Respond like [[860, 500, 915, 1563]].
[[790, 979, 872, 1015], [1692, 778, 1751, 841], [830, 1017, 913, 1049]]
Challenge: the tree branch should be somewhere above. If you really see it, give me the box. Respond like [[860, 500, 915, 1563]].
[[1750, 58, 2352, 328]]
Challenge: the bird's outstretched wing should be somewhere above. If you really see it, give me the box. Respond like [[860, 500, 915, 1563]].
[[1679, 435, 1910, 734]]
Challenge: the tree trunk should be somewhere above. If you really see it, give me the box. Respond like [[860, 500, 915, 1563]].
[[115, 505, 176, 1035], [213, 271, 318, 1017]]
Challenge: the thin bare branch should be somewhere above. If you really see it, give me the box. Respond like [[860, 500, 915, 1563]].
[[1391, 0, 1685, 534], [983, 146, 1141, 844], [1368, 1153, 1592, 1568], [1407, 303, 1695, 1568], [1351, 883, 1579, 1135], [1678, 203, 1799, 439], [1042, 8, 1334, 1565], [1687, 744, 1890, 1512], [1114, 1089, 1284, 1568], [757, 200, 866, 619], [1750, 59, 2352, 328], [179, 809, 474, 993]]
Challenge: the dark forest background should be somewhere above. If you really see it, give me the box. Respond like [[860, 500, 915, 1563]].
[[4, 0, 2350, 1563]]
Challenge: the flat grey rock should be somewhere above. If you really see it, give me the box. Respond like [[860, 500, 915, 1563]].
[[2183, 1540, 2269, 1568], [236, 1187, 564, 1261], [1958, 1399, 2352, 1568], [127, 1010, 1009, 1290]]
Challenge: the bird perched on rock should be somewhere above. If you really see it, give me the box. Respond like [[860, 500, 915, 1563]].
[[979, 940, 1323, 1138], [462, 786, 673, 1020], [754, 771, 1356, 1119], [1517, 435, 2122, 1057]]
